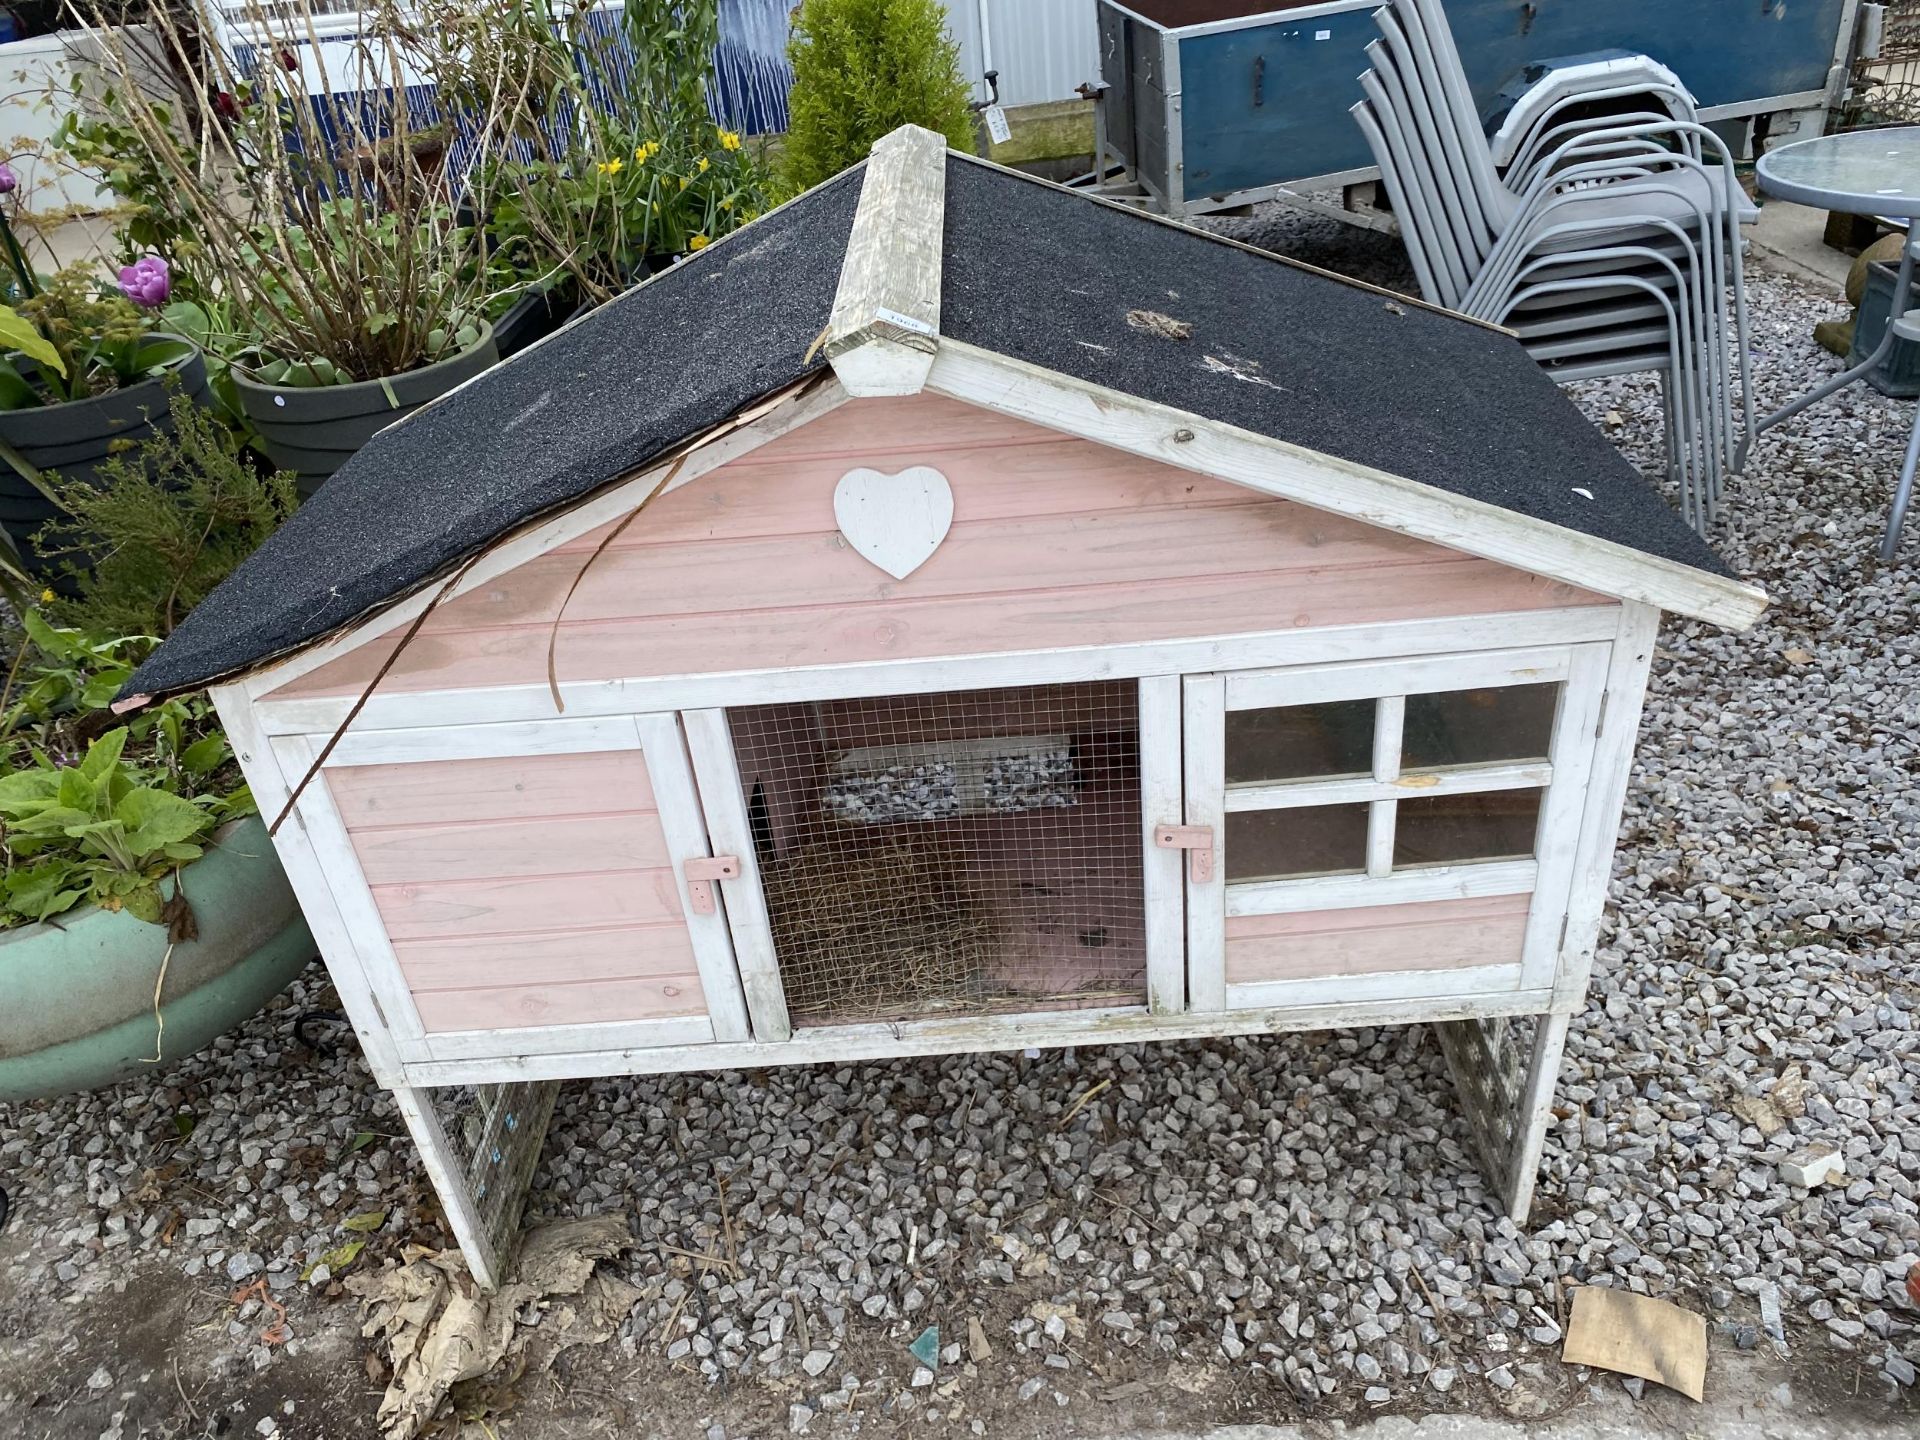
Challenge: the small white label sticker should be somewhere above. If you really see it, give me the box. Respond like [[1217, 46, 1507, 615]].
[[984, 103, 1011, 145], [273, 395, 286, 407], [873, 306, 937, 338], [1316, 28, 1331, 39]]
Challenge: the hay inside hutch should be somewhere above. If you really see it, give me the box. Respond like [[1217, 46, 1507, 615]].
[[119, 126, 1768, 1288]]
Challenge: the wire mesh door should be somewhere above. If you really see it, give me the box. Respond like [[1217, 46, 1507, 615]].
[[724, 680, 1151, 1027]]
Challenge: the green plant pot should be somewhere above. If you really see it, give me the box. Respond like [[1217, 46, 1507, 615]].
[[0, 335, 209, 574], [233, 324, 499, 498], [0, 815, 315, 1104]]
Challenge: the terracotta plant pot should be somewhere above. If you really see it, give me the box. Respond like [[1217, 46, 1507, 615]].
[[232, 324, 499, 497], [0, 335, 209, 573], [0, 816, 314, 1104]]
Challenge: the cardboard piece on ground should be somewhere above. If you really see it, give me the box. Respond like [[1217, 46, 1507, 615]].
[[1562, 1285, 1708, 1402]]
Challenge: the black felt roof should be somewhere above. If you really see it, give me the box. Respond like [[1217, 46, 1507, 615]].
[[122, 165, 865, 702], [126, 149, 1732, 703], [939, 157, 1732, 579]]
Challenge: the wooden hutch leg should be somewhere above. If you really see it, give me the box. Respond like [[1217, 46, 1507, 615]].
[[1433, 1012, 1573, 1225], [390, 1080, 561, 1291]]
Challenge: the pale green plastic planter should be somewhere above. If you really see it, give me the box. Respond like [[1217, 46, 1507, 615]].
[[0, 816, 315, 1104]]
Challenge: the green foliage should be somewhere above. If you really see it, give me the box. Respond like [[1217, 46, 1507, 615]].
[[0, 267, 189, 410], [779, 0, 978, 197], [427, 0, 770, 306], [0, 616, 253, 929], [35, 387, 297, 638]]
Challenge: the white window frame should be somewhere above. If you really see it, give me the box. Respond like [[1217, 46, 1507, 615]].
[[1184, 642, 1610, 1012]]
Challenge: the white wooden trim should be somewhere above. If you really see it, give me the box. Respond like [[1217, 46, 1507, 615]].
[[631, 712, 755, 1044], [1226, 962, 1526, 1012], [825, 124, 946, 397], [1224, 647, 1574, 711], [1502, 1012, 1574, 1224], [251, 608, 1623, 738], [322, 715, 644, 767], [1518, 644, 1609, 990], [209, 684, 407, 1084], [390, 1084, 502, 1291], [1181, 674, 1227, 1012], [237, 378, 852, 701], [680, 707, 793, 1043], [1553, 601, 1661, 1007], [1224, 762, 1554, 812], [1138, 674, 1187, 1015], [1224, 859, 1539, 916], [924, 339, 1768, 630], [271, 733, 431, 1046], [396, 986, 1562, 1087], [1372, 694, 1405, 780], [413, 1014, 716, 1064], [1366, 798, 1397, 880]]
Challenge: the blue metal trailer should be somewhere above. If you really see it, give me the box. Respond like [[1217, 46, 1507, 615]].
[[1095, 0, 1863, 216]]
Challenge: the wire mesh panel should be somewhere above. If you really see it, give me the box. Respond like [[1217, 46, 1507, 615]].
[[426, 1080, 560, 1272], [727, 681, 1150, 1026]]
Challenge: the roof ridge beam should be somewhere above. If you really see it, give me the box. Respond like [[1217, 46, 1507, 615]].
[[825, 124, 948, 396]]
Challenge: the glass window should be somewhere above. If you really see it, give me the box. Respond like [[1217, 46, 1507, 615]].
[[1225, 804, 1369, 882], [1401, 684, 1558, 772], [1395, 791, 1542, 868], [1226, 700, 1375, 785]]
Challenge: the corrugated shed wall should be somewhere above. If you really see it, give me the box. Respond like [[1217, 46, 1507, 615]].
[[941, 0, 1101, 108]]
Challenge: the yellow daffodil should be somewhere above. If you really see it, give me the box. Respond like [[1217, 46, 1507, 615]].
[[720, 196, 734, 211], [678, 175, 690, 190], [38, 587, 53, 604], [717, 129, 742, 151], [595, 158, 624, 176], [634, 140, 660, 163], [688, 234, 711, 250], [697, 155, 710, 173]]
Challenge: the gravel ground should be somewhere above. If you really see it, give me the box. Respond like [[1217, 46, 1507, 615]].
[[2, 238, 1917, 1439]]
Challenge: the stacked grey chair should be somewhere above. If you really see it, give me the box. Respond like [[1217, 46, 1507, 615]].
[[1351, 0, 1753, 534]]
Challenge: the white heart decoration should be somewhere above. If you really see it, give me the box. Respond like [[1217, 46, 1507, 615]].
[[833, 465, 954, 580]]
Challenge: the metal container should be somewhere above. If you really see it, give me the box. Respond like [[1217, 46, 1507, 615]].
[[1096, 0, 1857, 216]]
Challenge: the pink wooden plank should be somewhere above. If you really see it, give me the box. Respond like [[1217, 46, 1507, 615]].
[[413, 975, 709, 1033], [728, 390, 1039, 465], [556, 434, 1255, 554], [286, 560, 1607, 697], [326, 751, 656, 828], [422, 499, 1453, 633], [394, 923, 699, 991], [1224, 893, 1533, 984], [349, 811, 675, 885], [374, 867, 684, 941]]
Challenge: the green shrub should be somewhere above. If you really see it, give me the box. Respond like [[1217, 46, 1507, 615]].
[[780, 0, 978, 196], [36, 387, 297, 639]]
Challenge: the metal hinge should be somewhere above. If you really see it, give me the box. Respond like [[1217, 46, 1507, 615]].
[[1153, 824, 1215, 884], [683, 855, 741, 916]]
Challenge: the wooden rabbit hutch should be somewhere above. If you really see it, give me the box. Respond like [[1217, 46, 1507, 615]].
[[119, 128, 1767, 1287]]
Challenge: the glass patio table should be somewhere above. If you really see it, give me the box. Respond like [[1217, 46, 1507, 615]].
[[1756, 127, 1920, 560]]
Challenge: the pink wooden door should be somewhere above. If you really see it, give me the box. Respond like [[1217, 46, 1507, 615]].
[[292, 714, 754, 1063], [1180, 645, 1609, 1014]]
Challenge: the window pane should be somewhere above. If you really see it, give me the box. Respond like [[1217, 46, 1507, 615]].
[[1401, 683, 1558, 771], [1395, 791, 1542, 867], [1226, 700, 1375, 784], [1226, 804, 1370, 882]]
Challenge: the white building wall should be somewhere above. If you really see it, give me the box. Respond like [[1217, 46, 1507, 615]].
[[943, 0, 1101, 108]]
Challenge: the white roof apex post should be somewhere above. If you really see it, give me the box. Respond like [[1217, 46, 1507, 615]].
[[825, 125, 949, 397]]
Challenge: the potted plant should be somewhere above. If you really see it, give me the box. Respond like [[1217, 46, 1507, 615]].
[[0, 162, 205, 568], [0, 616, 311, 1101], [75, 4, 501, 495]]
